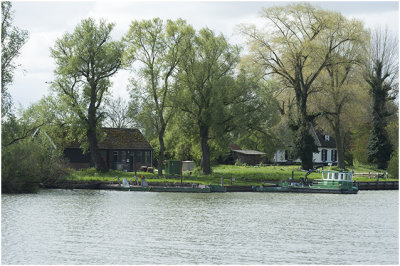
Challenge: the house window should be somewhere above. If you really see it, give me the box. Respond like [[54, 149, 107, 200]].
[[121, 151, 126, 162], [321, 149, 327, 161], [113, 151, 118, 162], [331, 150, 337, 161], [325, 135, 330, 141]]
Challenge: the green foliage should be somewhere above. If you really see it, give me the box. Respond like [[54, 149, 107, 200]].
[[241, 3, 368, 171], [1, 1, 29, 117], [367, 127, 393, 169], [164, 120, 203, 164], [229, 72, 282, 160], [366, 63, 396, 169], [65, 164, 396, 185], [344, 151, 354, 167], [387, 149, 399, 179], [50, 18, 124, 171], [124, 18, 195, 175], [351, 124, 371, 164], [176, 27, 241, 174], [2, 139, 70, 193], [365, 29, 398, 170]]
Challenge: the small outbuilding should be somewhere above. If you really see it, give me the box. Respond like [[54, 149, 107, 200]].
[[232, 149, 266, 165], [64, 128, 153, 171]]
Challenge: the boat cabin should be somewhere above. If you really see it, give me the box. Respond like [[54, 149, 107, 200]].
[[321, 171, 353, 182]]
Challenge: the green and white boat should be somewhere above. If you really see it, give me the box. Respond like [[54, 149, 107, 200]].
[[254, 170, 359, 194]]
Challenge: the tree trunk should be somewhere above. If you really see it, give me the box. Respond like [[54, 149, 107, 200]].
[[157, 126, 166, 176], [295, 86, 317, 171], [296, 123, 315, 171], [199, 125, 211, 175], [87, 97, 107, 172], [87, 126, 107, 172], [333, 122, 345, 169]]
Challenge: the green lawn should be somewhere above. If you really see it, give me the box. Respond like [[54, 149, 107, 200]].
[[67, 164, 397, 186]]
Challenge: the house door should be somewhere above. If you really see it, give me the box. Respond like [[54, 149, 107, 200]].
[[129, 155, 134, 172]]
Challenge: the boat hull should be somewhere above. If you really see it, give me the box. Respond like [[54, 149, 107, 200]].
[[254, 186, 358, 194]]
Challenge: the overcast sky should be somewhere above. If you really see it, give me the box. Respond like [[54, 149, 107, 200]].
[[8, 1, 399, 110]]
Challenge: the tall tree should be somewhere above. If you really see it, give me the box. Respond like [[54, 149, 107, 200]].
[[314, 33, 368, 169], [177, 28, 240, 174], [1, 1, 29, 117], [50, 18, 124, 172], [365, 28, 398, 169], [229, 65, 282, 160], [241, 3, 367, 170], [124, 18, 194, 176]]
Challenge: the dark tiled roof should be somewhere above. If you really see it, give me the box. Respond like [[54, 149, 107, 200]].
[[99, 128, 152, 150], [67, 128, 152, 150], [308, 124, 336, 149], [313, 131, 336, 148]]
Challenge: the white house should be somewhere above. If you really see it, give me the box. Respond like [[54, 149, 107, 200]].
[[273, 125, 337, 165]]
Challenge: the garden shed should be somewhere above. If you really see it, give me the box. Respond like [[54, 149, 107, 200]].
[[232, 150, 266, 165]]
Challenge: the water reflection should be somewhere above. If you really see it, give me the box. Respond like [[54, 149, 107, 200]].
[[2, 190, 398, 264]]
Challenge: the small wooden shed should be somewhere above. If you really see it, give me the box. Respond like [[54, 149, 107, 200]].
[[232, 150, 266, 165], [64, 128, 153, 171]]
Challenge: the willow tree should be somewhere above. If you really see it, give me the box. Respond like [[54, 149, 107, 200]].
[[240, 3, 368, 170], [1, 1, 29, 117], [314, 30, 368, 169], [51, 18, 124, 171], [177, 28, 240, 174], [123, 18, 194, 176]]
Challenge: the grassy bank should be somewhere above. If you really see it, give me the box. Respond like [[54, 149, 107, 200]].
[[67, 164, 397, 186]]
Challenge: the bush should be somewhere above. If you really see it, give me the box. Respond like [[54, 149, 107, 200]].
[[344, 151, 353, 167], [387, 149, 398, 179], [2, 139, 70, 193]]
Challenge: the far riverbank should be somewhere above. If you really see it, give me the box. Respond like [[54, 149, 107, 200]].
[[43, 180, 399, 191]]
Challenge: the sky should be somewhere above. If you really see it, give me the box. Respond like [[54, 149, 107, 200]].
[[7, 1, 400, 110]]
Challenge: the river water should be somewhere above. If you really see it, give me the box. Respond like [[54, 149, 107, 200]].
[[2, 189, 398, 264]]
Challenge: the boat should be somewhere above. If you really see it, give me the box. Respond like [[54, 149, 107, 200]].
[[253, 170, 359, 194]]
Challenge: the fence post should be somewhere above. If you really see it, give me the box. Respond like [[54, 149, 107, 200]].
[[180, 161, 183, 186]]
